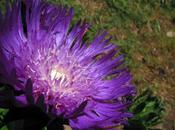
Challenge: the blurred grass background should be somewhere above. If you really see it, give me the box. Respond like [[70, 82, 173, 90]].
[[48, 0, 175, 129], [0, 0, 175, 130]]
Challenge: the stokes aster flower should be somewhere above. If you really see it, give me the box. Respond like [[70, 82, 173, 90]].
[[0, 0, 135, 130]]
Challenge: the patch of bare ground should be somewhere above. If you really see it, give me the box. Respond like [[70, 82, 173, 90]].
[[132, 26, 175, 130], [75, 0, 106, 16]]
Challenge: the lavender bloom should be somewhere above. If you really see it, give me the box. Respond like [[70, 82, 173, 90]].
[[0, 0, 135, 129]]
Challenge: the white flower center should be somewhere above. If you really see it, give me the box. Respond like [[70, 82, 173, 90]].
[[50, 68, 69, 92], [50, 69, 66, 81]]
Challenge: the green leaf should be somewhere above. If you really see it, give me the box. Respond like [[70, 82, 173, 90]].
[[0, 126, 8, 130], [126, 88, 165, 130]]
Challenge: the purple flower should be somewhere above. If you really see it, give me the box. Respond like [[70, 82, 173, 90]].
[[0, 0, 135, 129]]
